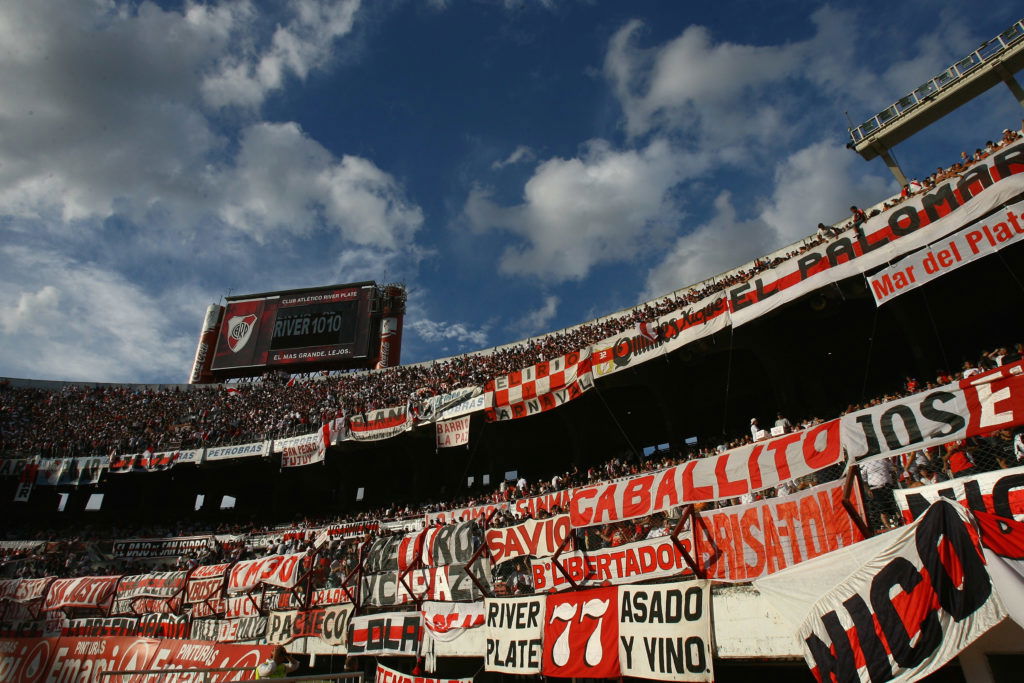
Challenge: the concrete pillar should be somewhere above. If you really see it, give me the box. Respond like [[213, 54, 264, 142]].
[[879, 148, 908, 187], [995, 62, 1024, 107]]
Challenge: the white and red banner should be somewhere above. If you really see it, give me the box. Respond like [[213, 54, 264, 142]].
[[421, 601, 485, 643], [590, 292, 731, 380], [266, 605, 353, 650], [227, 552, 309, 593], [543, 586, 619, 678], [798, 500, 1006, 683], [112, 571, 187, 615], [280, 424, 330, 468], [485, 349, 595, 422], [109, 450, 185, 474], [894, 463, 1024, 524], [485, 514, 570, 565], [697, 480, 866, 582], [347, 612, 422, 656], [376, 662, 473, 683], [435, 416, 470, 449], [729, 142, 1024, 327], [570, 420, 843, 527], [484, 594, 545, 674], [618, 581, 713, 682], [869, 200, 1024, 304], [348, 406, 413, 442], [42, 577, 119, 612], [530, 534, 694, 592], [841, 361, 1024, 464]]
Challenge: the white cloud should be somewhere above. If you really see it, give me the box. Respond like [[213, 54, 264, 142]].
[[219, 122, 423, 245], [200, 0, 361, 109], [492, 145, 536, 169], [512, 295, 560, 335], [0, 246, 194, 382], [643, 141, 892, 297], [409, 319, 489, 348], [606, 20, 801, 140], [466, 138, 700, 282]]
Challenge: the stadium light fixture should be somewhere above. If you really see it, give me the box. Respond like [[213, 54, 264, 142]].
[[504, 470, 518, 481], [219, 495, 236, 510], [482, 474, 490, 486], [356, 487, 365, 501], [56, 493, 68, 512], [85, 493, 104, 511], [194, 494, 205, 511]]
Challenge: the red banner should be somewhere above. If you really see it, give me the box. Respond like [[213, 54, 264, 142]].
[[542, 586, 620, 678], [43, 577, 120, 612], [484, 515, 570, 565], [348, 406, 413, 441], [227, 553, 308, 593], [570, 420, 842, 527], [696, 480, 865, 582]]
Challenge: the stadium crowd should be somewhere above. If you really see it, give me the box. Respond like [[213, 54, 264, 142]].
[[3, 335, 1023, 598], [2, 125, 1024, 597], [2, 126, 1022, 460]]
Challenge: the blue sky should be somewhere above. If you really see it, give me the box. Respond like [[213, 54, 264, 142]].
[[1, 0, 1021, 383]]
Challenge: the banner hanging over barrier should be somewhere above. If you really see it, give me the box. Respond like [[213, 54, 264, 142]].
[[279, 424, 330, 468], [696, 479, 865, 582], [868, 200, 1024, 305], [484, 594, 545, 674], [894, 463, 1024, 524], [485, 349, 595, 422], [841, 361, 1024, 465], [618, 581, 714, 682], [531, 534, 694, 592], [798, 501, 1006, 683], [485, 514, 569, 566], [570, 420, 843, 527]]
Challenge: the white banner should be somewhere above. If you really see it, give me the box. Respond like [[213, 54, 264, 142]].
[[484, 594, 545, 674], [841, 362, 1024, 465], [280, 425, 330, 468], [266, 604, 353, 651], [893, 463, 1024, 524], [421, 601, 485, 643], [590, 291, 731, 380], [347, 612, 422, 656], [205, 440, 270, 461], [618, 581, 714, 682], [435, 416, 470, 449], [531, 534, 694, 592], [696, 479, 866, 582], [798, 500, 1005, 682], [869, 199, 1024, 304]]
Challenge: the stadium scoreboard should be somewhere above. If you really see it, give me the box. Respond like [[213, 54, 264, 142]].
[[190, 282, 406, 382]]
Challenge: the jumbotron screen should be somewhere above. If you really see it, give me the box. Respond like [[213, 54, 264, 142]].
[[211, 283, 375, 372]]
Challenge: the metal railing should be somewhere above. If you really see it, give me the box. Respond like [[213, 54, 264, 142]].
[[849, 18, 1024, 145]]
